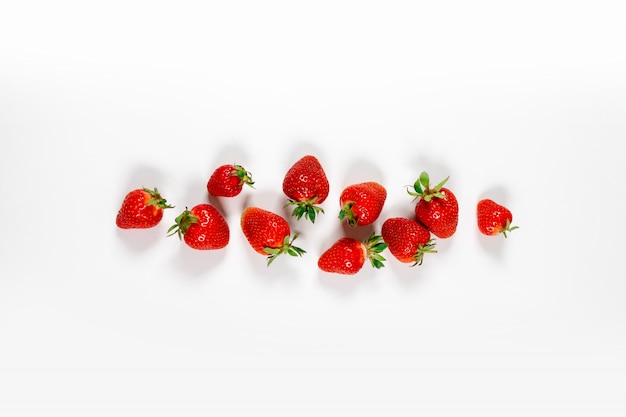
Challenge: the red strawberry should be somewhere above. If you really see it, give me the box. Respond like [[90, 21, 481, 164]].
[[207, 164, 254, 197], [240, 207, 306, 265], [477, 199, 518, 237], [408, 172, 458, 238], [168, 204, 229, 250], [318, 234, 387, 275], [381, 217, 436, 266], [116, 187, 173, 229], [283, 155, 330, 223], [338, 182, 387, 227]]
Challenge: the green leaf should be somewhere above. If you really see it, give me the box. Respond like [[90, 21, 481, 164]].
[[419, 171, 430, 189], [433, 176, 450, 192]]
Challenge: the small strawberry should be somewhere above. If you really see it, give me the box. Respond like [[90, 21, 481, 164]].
[[477, 199, 519, 237], [168, 204, 229, 250], [116, 187, 173, 229], [408, 172, 458, 238], [240, 207, 306, 265], [338, 182, 387, 227], [207, 164, 254, 197], [283, 155, 330, 223], [381, 217, 436, 266], [318, 234, 387, 275]]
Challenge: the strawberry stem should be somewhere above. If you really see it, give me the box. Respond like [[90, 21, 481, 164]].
[[338, 201, 358, 227], [363, 234, 388, 269], [144, 187, 174, 209], [263, 233, 306, 266], [501, 218, 519, 238], [167, 208, 199, 239], [286, 197, 324, 223], [232, 164, 255, 189], [411, 239, 437, 266], [407, 172, 449, 203]]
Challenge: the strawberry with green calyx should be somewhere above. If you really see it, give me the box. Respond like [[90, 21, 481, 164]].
[[338, 182, 387, 227], [407, 172, 458, 239], [116, 187, 174, 229], [317, 234, 388, 275], [283, 155, 329, 223], [477, 199, 519, 237], [240, 207, 306, 266], [168, 204, 229, 250], [381, 217, 437, 266], [207, 164, 254, 197]]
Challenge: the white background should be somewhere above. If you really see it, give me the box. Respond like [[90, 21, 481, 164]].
[[1, 1, 626, 416]]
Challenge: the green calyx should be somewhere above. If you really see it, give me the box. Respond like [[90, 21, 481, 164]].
[[411, 239, 437, 267], [338, 201, 358, 227], [262, 233, 306, 266], [363, 234, 388, 269], [286, 197, 324, 223], [167, 208, 199, 239], [144, 187, 174, 209], [501, 218, 519, 238], [406, 172, 449, 203], [232, 165, 255, 189]]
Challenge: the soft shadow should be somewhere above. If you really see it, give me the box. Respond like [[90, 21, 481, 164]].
[[317, 268, 378, 296], [406, 154, 453, 189], [170, 242, 228, 278], [115, 226, 164, 252]]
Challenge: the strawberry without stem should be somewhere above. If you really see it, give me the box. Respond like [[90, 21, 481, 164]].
[[240, 207, 306, 265], [116, 187, 173, 229], [338, 182, 387, 227], [408, 172, 458, 239], [317, 234, 387, 275], [283, 155, 329, 223], [477, 199, 518, 237], [381, 217, 436, 266], [207, 164, 254, 197], [168, 204, 229, 250]]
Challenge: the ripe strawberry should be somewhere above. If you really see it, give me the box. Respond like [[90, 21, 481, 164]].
[[116, 187, 173, 229], [318, 234, 387, 275], [207, 164, 254, 197], [283, 155, 330, 223], [381, 217, 436, 266], [240, 207, 306, 265], [408, 172, 458, 238], [338, 182, 387, 227], [168, 204, 229, 250], [477, 199, 519, 237]]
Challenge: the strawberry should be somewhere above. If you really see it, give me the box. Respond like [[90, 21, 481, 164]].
[[338, 182, 387, 227], [477, 199, 519, 237], [408, 172, 458, 239], [381, 217, 436, 266], [283, 155, 330, 223], [116, 187, 173, 229], [207, 164, 254, 197], [317, 234, 387, 275], [168, 204, 229, 250], [240, 207, 306, 265]]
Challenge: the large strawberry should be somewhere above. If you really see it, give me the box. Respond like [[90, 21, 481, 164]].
[[240, 207, 306, 265], [381, 217, 436, 266], [168, 204, 229, 250], [283, 155, 330, 223], [477, 199, 518, 237], [207, 164, 254, 197], [116, 187, 173, 229], [408, 172, 458, 238], [338, 182, 387, 227], [318, 234, 387, 275]]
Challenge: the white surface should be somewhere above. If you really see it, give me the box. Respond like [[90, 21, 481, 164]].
[[2, 1, 626, 416]]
